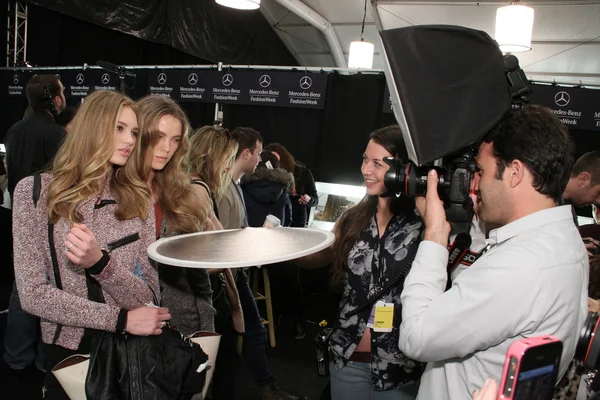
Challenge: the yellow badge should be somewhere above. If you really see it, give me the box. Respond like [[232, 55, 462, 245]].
[[373, 302, 394, 332]]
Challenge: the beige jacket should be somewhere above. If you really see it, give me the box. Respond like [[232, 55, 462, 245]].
[[216, 180, 246, 230]]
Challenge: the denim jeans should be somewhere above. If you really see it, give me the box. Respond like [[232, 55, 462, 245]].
[[237, 270, 272, 386], [330, 361, 418, 400], [3, 282, 45, 371]]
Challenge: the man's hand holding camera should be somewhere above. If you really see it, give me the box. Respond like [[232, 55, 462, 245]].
[[416, 169, 451, 246]]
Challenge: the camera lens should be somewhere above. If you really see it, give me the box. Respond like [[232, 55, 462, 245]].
[[576, 311, 600, 369]]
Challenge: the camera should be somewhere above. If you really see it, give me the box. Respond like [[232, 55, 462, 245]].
[[576, 312, 600, 370], [383, 146, 477, 223], [314, 321, 333, 376]]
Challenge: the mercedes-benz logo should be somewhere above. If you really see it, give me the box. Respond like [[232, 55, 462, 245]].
[[76, 73, 85, 84], [101, 73, 111, 85], [299, 76, 312, 90], [188, 73, 198, 86], [222, 74, 233, 87], [12, 74, 19, 84], [554, 91, 570, 107], [157, 73, 167, 85], [259, 74, 271, 88]]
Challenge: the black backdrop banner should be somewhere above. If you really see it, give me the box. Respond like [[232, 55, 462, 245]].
[[146, 69, 328, 109], [530, 84, 600, 132], [26, 1, 296, 66]]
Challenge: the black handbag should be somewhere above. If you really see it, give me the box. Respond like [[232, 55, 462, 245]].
[[39, 174, 209, 400]]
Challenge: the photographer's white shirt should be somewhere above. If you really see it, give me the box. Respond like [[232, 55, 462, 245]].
[[399, 205, 588, 400]]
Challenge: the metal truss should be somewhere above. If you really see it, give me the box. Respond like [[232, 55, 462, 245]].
[[6, 0, 28, 67]]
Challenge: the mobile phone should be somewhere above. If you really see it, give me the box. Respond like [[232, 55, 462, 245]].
[[498, 336, 562, 400]]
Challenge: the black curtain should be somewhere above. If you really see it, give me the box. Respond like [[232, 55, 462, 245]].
[[26, 4, 212, 67], [317, 72, 396, 184], [26, 0, 296, 66]]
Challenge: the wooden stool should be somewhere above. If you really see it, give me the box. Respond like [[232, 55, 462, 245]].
[[249, 266, 276, 348]]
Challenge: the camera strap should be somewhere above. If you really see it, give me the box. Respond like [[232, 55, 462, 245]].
[[447, 232, 472, 275]]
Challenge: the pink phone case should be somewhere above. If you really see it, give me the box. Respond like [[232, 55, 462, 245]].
[[498, 336, 561, 400]]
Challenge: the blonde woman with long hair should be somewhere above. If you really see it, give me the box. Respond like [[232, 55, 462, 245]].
[[12, 90, 170, 400], [187, 126, 238, 228], [136, 95, 216, 334], [187, 126, 245, 399]]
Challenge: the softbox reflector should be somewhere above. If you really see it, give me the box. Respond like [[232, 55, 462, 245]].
[[380, 25, 512, 166]]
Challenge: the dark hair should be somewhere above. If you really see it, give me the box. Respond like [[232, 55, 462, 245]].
[[571, 151, 600, 186], [258, 150, 280, 169], [482, 104, 574, 203], [264, 143, 295, 175], [330, 125, 415, 290], [55, 106, 77, 128], [26, 74, 62, 113], [231, 127, 263, 159]]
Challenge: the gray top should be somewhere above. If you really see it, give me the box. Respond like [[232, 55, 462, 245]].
[[399, 206, 589, 400], [148, 227, 335, 269]]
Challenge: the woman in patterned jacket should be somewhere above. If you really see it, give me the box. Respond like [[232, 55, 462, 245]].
[[301, 125, 424, 399], [12, 90, 170, 399]]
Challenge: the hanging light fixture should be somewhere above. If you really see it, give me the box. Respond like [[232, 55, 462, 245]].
[[215, 0, 260, 10], [495, 1, 535, 53], [348, 0, 374, 68]]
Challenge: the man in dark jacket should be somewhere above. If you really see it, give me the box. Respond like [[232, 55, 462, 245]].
[[241, 151, 294, 227], [3, 74, 66, 377], [5, 74, 66, 201]]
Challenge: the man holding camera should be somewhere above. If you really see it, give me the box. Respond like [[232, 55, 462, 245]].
[[398, 105, 588, 399]]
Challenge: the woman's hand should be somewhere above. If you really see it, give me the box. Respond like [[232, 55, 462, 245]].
[[125, 306, 171, 336], [472, 378, 499, 400], [64, 224, 103, 268]]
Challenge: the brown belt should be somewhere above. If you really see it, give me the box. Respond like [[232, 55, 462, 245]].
[[330, 349, 372, 363]]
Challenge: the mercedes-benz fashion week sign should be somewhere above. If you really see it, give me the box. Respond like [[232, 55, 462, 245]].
[[529, 84, 600, 131], [147, 69, 328, 109], [4, 70, 118, 98]]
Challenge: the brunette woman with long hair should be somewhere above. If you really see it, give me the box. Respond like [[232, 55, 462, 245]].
[[298, 125, 424, 399], [12, 90, 169, 399], [136, 96, 215, 335]]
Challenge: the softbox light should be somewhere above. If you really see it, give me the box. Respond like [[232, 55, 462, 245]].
[[380, 25, 512, 166]]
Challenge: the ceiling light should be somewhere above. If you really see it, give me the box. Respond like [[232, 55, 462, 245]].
[[495, 1, 535, 53], [348, 0, 374, 68], [215, 0, 260, 10], [349, 40, 375, 69]]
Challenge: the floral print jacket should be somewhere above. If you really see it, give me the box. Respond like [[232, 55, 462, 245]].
[[330, 211, 424, 391]]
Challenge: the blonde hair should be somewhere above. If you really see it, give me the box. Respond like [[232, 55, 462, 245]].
[[188, 126, 238, 201], [136, 96, 209, 234], [47, 90, 149, 224]]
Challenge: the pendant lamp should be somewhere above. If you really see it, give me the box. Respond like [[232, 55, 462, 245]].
[[348, 0, 374, 68], [495, 1, 535, 53]]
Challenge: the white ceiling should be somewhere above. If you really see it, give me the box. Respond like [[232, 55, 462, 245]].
[[260, 0, 600, 86]]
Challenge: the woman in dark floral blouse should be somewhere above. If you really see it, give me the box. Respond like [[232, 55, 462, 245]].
[[301, 125, 424, 399]]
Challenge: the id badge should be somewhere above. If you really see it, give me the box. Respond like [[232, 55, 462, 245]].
[[373, 301, 394, 332]]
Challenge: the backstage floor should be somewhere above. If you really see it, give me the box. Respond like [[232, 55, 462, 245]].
[[0, 268, 338, 400]]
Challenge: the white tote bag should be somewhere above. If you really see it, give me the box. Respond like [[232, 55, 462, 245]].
[[51, 354, 90, 400], [190, 331, 221, 399]]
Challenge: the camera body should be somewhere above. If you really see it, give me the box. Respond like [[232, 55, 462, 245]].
[[314, 326, 333, 376], [383, 146, 477, 223]]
